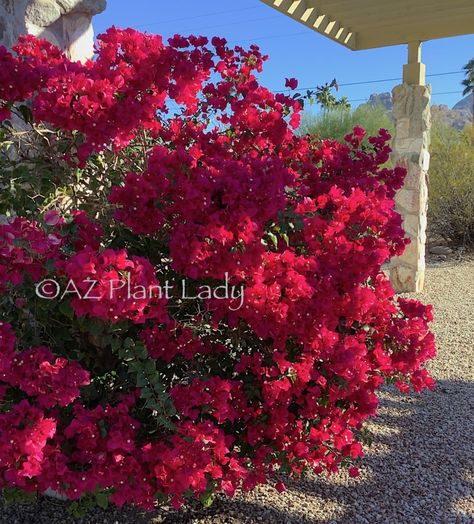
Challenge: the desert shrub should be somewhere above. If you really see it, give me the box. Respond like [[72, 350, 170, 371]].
[[299, 103, 394, 142], [0, 30, 435, 513], [428, 123, 474, 246]]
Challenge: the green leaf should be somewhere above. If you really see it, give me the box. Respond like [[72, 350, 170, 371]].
[[126, 361, 142, 373], [98, 419, 108, 438], [45, 258, 56, 272], [118, 345, 131, 359], [123, 337, 135, 349], [59, 301, 74, 319], [136, 373, 148, 387], [95, 492, 109, 509], [156, 491, 167, 504], [147, 372, 161, 386], [17, 104, 33, 124], [2, 487, 37, 506], [88, 320, 103, 336], [267, 232, 278, 249], [140, 387, 154, 399], [200, 489, 215, 508], [134, 342, 148, 360], [111, 338, 122, 352], [144, 359, 156, 374]]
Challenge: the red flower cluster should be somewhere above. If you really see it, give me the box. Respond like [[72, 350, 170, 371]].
[[0, 29, 436, 511], [58, 248, 168, 324], [0, 323, 90, 408], [0, 218, 62, 291], [70, 211, 104, 251], [0, 401, 56, 486], [110, 144, 292, 279], [0, 346, 90, 409], [171, 378, 249, 424], [2, 30, 215, 162], [139, 321, 211, 362]]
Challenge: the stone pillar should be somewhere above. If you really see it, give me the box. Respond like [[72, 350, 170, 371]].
[[0, 0, 106, 62], [389, 80, 431, 293]]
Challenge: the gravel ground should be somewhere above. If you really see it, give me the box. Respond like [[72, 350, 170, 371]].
[[1, 259, 473, 524]]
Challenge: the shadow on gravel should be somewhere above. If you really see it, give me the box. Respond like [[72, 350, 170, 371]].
[[273, 380, 474, 524], [1, 381, 473, 524]]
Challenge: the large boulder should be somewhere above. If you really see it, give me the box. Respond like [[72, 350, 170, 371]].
[[0, 0, 106, 61]]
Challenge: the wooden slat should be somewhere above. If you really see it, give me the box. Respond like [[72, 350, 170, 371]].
[[344, 32, 356, 48], [314, 15, 331, 33], [287, 0, 308, 19], [273, 0, 297, 10], [301, 6, 319, 25], [323, 20, 341, 38]]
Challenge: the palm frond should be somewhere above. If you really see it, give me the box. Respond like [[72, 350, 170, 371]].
[[461, 58, 474, 96]]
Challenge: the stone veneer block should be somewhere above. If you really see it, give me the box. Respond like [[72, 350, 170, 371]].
[[395, 188, 421, 214], [390, 265, 426, 294]]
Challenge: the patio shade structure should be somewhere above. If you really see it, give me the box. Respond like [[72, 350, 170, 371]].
[[260, 0, 474, 292]]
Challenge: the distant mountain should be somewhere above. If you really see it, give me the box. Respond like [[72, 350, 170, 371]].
[[359, 91, 472, 130], [453, 93, 473, 112], [431, 104, 471, 130], [366, 92, 393, 111]]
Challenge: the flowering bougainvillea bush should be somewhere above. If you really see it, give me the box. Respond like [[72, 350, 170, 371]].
[[0, 29, 436, 513]]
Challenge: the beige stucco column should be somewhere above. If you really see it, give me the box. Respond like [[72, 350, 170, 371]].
[[389, 42, 431, 293], [0, 0, 106, 62]]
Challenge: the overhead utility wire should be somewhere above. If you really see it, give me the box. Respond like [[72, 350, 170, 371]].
[[135, 6, 260, 29], [273, 71, 464, 93]]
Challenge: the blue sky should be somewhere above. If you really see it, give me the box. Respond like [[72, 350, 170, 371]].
[[94, 0, 474, 109]]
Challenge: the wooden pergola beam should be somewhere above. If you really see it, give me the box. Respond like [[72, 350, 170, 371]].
[[261, 0, 474, 50], [357, 15, 474, 49]]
